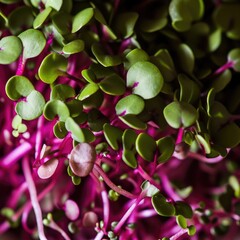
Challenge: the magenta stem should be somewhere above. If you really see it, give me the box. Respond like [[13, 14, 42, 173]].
[[214, 61, 234, 75], [100, 183, 110, 231], [16, 55, 26, 75], [176, 127, 184, 144], [35, 116, 44, 160], [22, 157, 47, 240], [169, 228, 188, 240], [94, 164, 137, 199]]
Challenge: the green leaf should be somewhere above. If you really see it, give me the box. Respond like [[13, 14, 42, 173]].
[[228, 48, 240, 72], [99, 74, 126, 96], [8, 6, 34, 35], [38, 53, 68, 84], [52, 11, 72, 35], [103, 123, 123, 150], [176, 215, 187, 229], [213, 3, 240, 40], [63, 39, 85, 55], [65, 117, 85, 142], [176, 44, 195, 74], [195, 134, 211, 154], [124, 48, 149, 70], [81, 90, 104, 109], [127, 61, 164, 99], [33, 7, 52, 29], [229, 176, 240, 198], [122, 129, 137, 150], [211, 69, 231, 93], [45, 0, 63, 11], [16, 90, 45, 120], [122, 149, 137, 169], [152, 49, 176, 82], [18, 29, 46, 59], [12, 115, 22, 129], [174, 201, 193, 219], [187, 225, 196, 236], [92, 43, 122, 67], [214, 123, 240, 148], [178, 74, 200, 104], [115, 94, 145, 116], [66, 99, 83, 118], [119, 114, 147, 130], [141, 181, 159, 197], [53, 121, 68, 139], [163, 102, 198, 129], [44, 100, 70, 122], [157, 136, 175, 163], [81, 69, 96, 83], [72, 8, 94, 33], [0, 36, 22, 64], [78, 83, 99, 101], [51, 84, 75, 101], [152, 192, 176, 217], [169, 0, 204, 32], [208, 28, 221, 52], [88, 109, 109, 132], [112, 12, 139, 38], [5, 75, 34, 100], [136, 133, 156, 162]]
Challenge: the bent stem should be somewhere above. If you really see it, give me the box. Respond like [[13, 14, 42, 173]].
[[22, 157, 47, 240], [93, 164, 137, 199]]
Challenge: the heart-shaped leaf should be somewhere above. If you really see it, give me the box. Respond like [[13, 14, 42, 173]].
[[127, 61, 163, 99], [157, 136, 175, 163], [37, 158, 59, 179], [72, 8, 94, 33], [103, 123, 123, 150], [5, 75, 34, 100], [63, 39, 85, 55], [0, 36, 22, 64], [33, 7, 52, 29], [136, 133, 156, 162], [92, 43, 122, 67], [44, 100, 70, 122], [38, 53, 68, 84], [115, 94, 145, 116], [18, 29, 46, 59], [16, 90, 45, 120], [99, 74, 126, 96], [163, 101, 198, 129], [51, 84, 75, 101], [152, 192, 176, 217]]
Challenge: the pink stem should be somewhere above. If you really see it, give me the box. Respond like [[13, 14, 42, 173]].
[[47, 221, 71, 240], [169, 228, 188, 240], [22, 157, 47, 240], [94, 164, 137, 199], [214, 61, 234, 75], [176, 127, 184, 144], [16, 55, 26, 75], [100, 183, 110, 231], [35, 116, 44, 160]]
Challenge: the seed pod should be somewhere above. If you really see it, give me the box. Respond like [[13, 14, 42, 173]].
[[69, 143, 96, 177]]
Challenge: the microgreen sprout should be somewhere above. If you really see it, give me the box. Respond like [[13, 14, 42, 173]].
[[1, 0, 240, 239]]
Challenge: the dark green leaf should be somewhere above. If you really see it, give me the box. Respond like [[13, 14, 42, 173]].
[[122, 129, 137, 150], [119, 114, 147, 130], [122, 149, 137, 169], [53, 121, 68, 139], [152, 192, 176, 217], [136, 133, 156, 162], [63, 39, 85, 54], [176, 215, 187, 229], [157, 136, 175, 163], [174, 201, 193, 219], [51, 84, 75, 101]]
